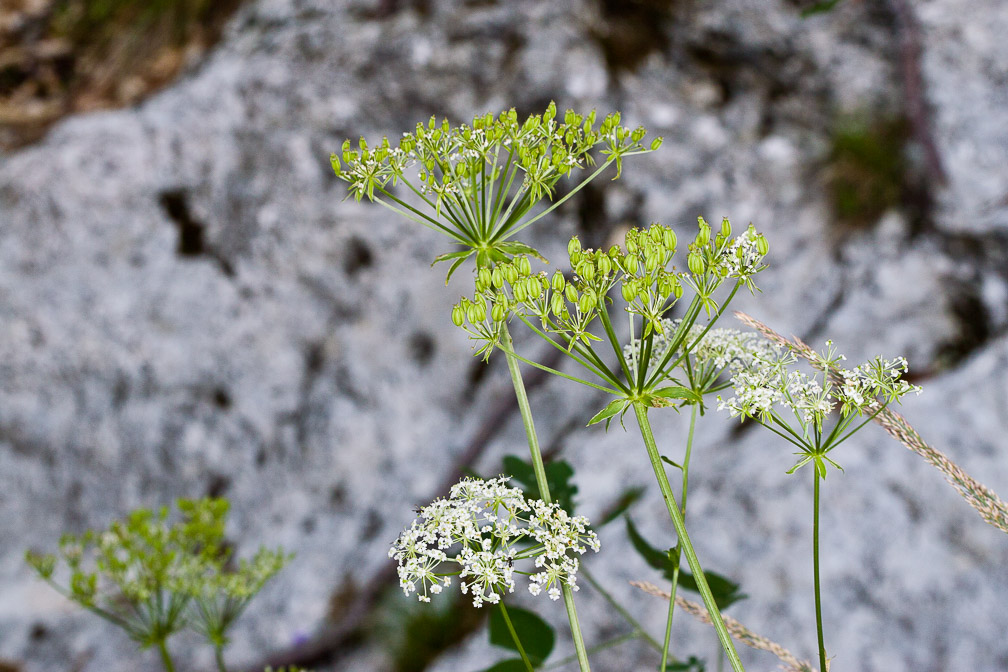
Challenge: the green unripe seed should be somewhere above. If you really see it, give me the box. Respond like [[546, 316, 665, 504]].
[[580, 262, 595, 282], [598, 255, 612, 275], [505, 264, 519, 285], [649, 226, 663, 244], [492, 303, 506, 323], [621, 282, 635, 303], [650, 136, 663, 151], [662, 228, 676, 250], [491, 267, 504, 289], [552, 271, 566, 292], [568, 236, 582, 258], [757, 234, 769, 256], [452, 305, 465, 327], [688, 251, 706, 276], [518, 256, 531, 275], [578, 291, 596, 314], [720, 217, 731, 239], [565, 284, 578, 303], [551, 293, 566, 316], [624, 254, 639, 274], [478, 268, 492, 291]]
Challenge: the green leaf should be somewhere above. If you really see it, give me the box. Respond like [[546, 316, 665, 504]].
[[650, 386, 702, 406], [488, 605, 555, 665], [666, 655, 706, 671], [625, 516, 674, 574], [660, 455, 682, 471], [496, 241, 549, 264], [431, 250, 472, 266], [587, 398, 627, 427], [597, 486, 645, 527], [502, 455, 578, 513], [481, 660, 530, 672], [800, 0, 842, 17], [624, 517, 746, 609]]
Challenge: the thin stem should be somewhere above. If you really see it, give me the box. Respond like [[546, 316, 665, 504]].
[[661, 403, 698, 670], [581, 567, 663, 653], [632, 402, 745, 672], [215, 645, 228, 672], [498, 602, 535, 672], [156, 639, 176, 672], [500, 324, 591, 672], [813, 470, 827, 672]]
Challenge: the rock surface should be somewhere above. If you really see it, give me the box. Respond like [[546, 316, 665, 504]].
[[1, 1, 1006, 671]]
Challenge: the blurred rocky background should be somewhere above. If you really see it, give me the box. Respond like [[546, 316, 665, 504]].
[[1, 0, 1006, 670]]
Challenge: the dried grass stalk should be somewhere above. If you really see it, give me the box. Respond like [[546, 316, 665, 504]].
[[630, 580, 818, 672]]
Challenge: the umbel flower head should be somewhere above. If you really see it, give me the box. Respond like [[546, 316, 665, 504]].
[[389, 476, 599, 607], [716, 336, 922, 475], [332, 103, 660, 279], [623, 318, 779, 396]]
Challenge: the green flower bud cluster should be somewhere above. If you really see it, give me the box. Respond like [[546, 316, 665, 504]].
[[332, 103, 660, 280], [613, 224, 685, 335], [26, 498, 290, 669], [684, 217, 769, 313]]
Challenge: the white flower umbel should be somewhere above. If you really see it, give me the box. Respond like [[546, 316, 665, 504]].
[[389, 476, 599, 607], [716, 337, 921, 473]]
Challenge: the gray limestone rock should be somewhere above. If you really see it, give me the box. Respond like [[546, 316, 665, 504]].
[[1, 0, 1006, 671]]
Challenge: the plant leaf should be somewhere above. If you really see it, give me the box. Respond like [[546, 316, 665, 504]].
[[596, 487, 645, 527], [502, 455, 578, 513], [481, 660, 530, 672], [800, 0, 842, 17], [496, 241, 549, 263], [651, 386, 702, 405], [488, 605, 555, 665], [588, 398, 627, 427], [660, 455, 682, 471], [625, 517, 746, 609]]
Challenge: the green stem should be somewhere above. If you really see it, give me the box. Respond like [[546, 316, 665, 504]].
[[500, 324, 591, 672], [813, 470, 827, 672], [499, 602, 535, 672], [215, 644, 227, 672], [581, 567, 663, 653], [156, 639, 175, 672], [632, 402, 744, 672], [660, 403, 698, 670]]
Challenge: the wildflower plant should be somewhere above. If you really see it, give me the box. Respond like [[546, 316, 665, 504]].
[[336, 103, 659, 671], [717, 337, 921, 672], [450, 217, 768, 671], [26, 497, 289, 672]]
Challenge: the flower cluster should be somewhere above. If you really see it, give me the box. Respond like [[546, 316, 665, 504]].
[[718, 340, 920, 427], [389, 477, 599, 607], [623, 318, 778, 384], [451, 220, 769, 364], [332, 104, 658, 205], [26, 498, 289, 653], [332, 104, 660, 276]]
